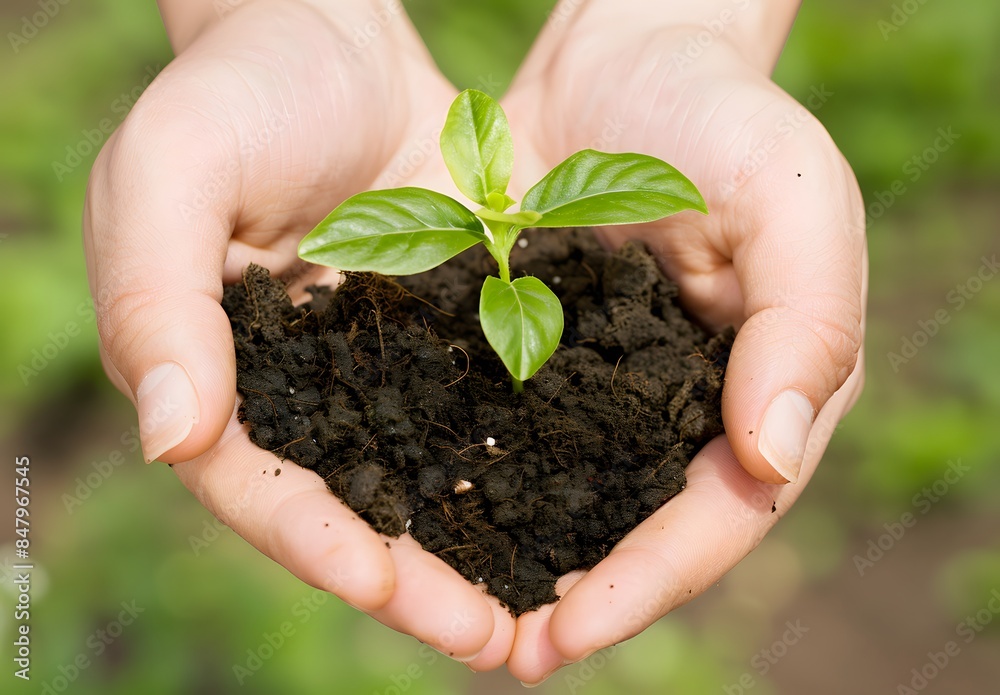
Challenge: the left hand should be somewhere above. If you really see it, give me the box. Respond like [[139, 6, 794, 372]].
[[500, 6, 867, 684], [84, 0, 514, 669]]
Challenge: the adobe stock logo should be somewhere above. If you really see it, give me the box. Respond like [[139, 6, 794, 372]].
[[887, 256, 997, 373], [852, 459, 970, 577], [865, 126, 961, 228], [877, 0, 933, 40], [51, 65, 162, 181], [722, 620, 810, 694], [895, 588, 1000, 694]]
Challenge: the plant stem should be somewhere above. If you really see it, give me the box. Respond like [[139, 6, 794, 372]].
[[483, 218, 515, 283], [497, 253, 511, 283], [511, 375, 524, 393]]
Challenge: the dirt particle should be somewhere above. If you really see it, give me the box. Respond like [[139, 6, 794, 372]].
[[274, 468, 281, 476]]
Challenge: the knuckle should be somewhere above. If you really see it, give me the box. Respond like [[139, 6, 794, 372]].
[[109, 73, 234, 181], [96, 284, 164, 365], [793, 300, 863, 387]]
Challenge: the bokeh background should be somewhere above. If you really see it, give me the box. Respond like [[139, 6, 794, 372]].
[[2, 0, 998, 693]]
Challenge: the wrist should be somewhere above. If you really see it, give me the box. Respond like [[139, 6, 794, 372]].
[[567, 0, 801, 74]]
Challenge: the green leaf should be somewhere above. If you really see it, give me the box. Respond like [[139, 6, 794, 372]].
[[441, 89, 514, 206], [298, 188, 485, 275], [480, 276, 563, 382], [521, 150, 707, 227]]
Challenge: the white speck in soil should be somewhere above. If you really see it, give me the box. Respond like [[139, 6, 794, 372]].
[[552, 276, 562, 284], [517, 238, 529, 248], [289, 387, 295, 394], [486, 436, 496, 446], [405, 518, 412, 531]]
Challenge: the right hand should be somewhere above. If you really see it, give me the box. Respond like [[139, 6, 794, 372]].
[[84, 0, 513, 668], [499, 1, 865, 682]]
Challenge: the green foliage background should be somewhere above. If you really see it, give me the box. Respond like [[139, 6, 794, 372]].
[[1, 1, 997, 693]]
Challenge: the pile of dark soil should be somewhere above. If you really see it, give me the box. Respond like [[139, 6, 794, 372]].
[[222, 229, 732, 615]]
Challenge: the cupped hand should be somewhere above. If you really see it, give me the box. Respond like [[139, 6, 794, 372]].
[[501, 9, 867, 684], [83, 0, 513, 668]]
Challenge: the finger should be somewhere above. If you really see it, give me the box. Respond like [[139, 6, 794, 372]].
[[172, 411, 396, 612], [84, 83, 242, 464], [464, 591, 517, 672], [723, 136, 866, 484], [542, 372, 857, 665], [507, 572, 585, 685], [368, 536, 500, 662]]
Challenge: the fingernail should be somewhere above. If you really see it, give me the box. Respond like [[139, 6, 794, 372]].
[[137, 362, 199, 463], [452, 647, 484, 664], [758, 389, 814, 483], [520, 664, 563, 688], [520, 676, 550, 688]]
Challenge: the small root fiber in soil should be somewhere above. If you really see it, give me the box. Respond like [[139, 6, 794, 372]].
[[222, 229, 732, 615]]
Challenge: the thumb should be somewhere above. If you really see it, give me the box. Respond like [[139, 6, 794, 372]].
[[84, 105, 238, 464], [723, 153, 866, 484]]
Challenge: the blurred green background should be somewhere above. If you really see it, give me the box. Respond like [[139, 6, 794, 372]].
[[2, 0, 998, 693]]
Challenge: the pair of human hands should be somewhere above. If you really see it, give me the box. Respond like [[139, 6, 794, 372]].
[[83, 0, 866, 683]]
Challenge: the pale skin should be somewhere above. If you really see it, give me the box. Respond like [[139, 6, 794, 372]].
[[84, 0, 866, 685]]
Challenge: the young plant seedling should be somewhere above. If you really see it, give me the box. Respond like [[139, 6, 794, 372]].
[[299, 90, 706, 392]]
